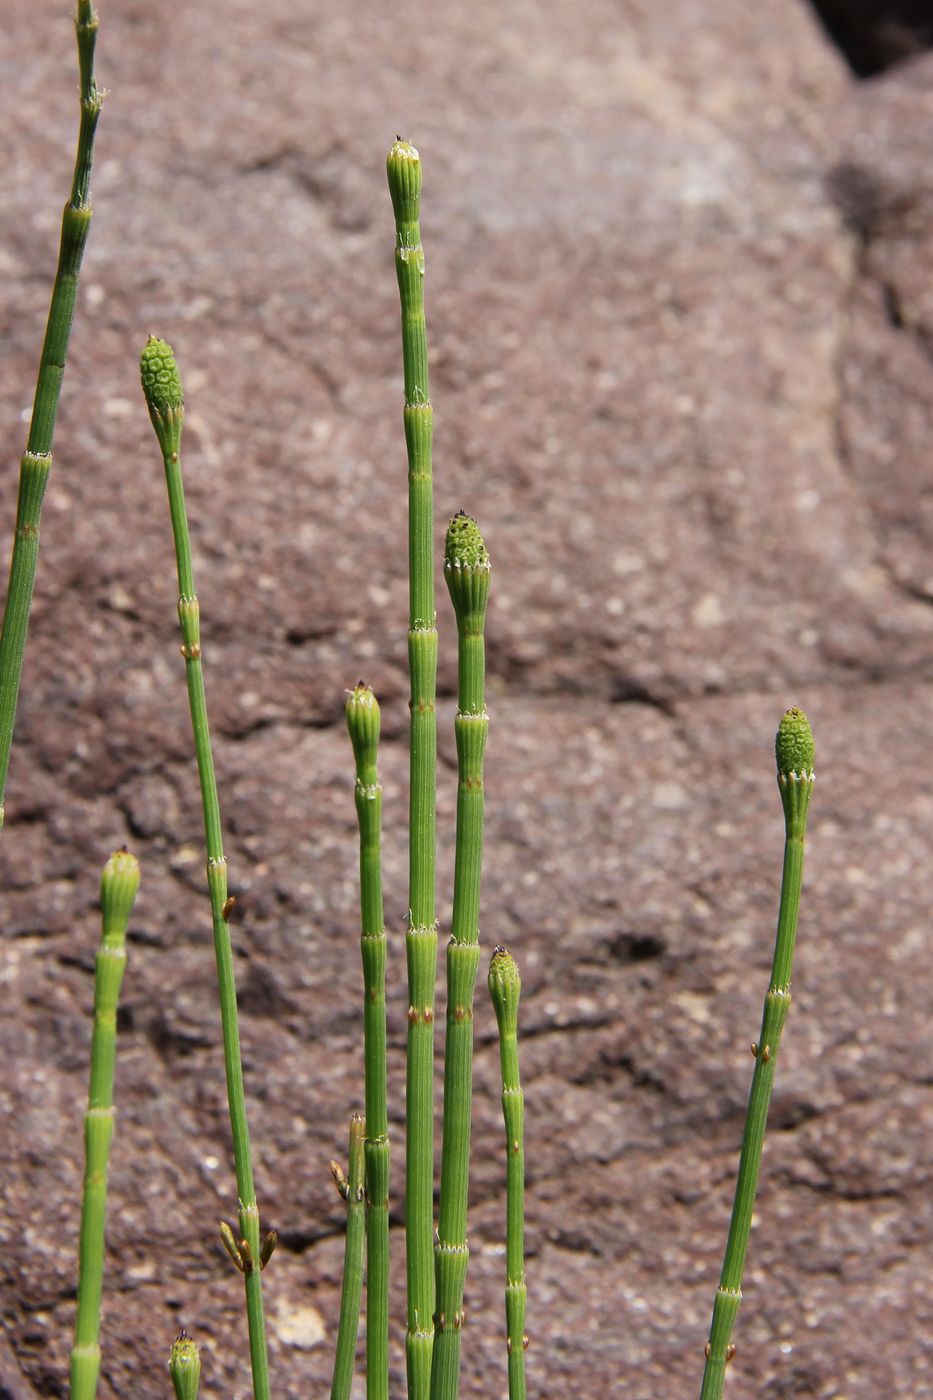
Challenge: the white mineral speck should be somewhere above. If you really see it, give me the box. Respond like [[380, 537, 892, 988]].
[[272, 1303, 327, 1350]]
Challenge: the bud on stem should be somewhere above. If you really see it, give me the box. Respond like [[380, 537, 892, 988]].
[[140, 336, 184, 459], [169, 1330, 201, 1400], [444, 512, 491, 643]]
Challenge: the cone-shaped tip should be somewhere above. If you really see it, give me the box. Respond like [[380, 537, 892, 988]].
[[168, 1330, 201, 1400], [100, 849, 140, 935], [140, 336, 184, 457], [140, 336, 183, 414], [445, 511, 489, 571], [445, 512, 491, 628], [387, 138, 422, 224], [488, 946, 521, 1035], [345, 683, 380, 776], [775, 707, 814, 778]]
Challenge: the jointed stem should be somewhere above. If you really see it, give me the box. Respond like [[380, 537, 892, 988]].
[[431, 516, 490, 1400], [140, 340, 270, 1400], [0, 3, 102, 826], [346, 685, 390, 1400], [700, 709, 815, 1399], [488, 950, 527, 1400], [330, 1116, 367, 1400], [387, 138, 438, 1400], [70, 850, 140, 1400]]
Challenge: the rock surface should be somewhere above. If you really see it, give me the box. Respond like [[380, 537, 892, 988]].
[[1, 1, 932, 1396]]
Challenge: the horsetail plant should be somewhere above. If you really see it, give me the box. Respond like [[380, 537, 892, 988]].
[[139, 337, 271, 1400], [488, 948, 527, 1400], [700, 708, 816, 1398], [345, 683, 390, 1400], [168, 1331, 201, 1400], [431, 514, 491, 1400], [387, 137, 438, 1400], [70, 849, 140, 1400], [329, 1115, 367, 1400], [0, 1, 103, 829]]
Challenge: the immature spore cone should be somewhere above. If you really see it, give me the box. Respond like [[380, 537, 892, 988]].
[[775, 705, 815, 779], [444, 511, 491, 646], [168, 1330, 201, 1400], [387, 137, 423, 230], [700, 708, 815, 1400], [140, 335, 184, 458]]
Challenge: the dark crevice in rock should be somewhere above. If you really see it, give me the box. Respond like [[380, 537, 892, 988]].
[[825, 168, 933, 611], [831, 161, 933, 367], [609, 675, 676, 714], [784, 1173, 904, 1204], [219, 708, 345, 743], [576, 1046, 669, 1094], [139, 1008, 215, 1062], [881, 278, 906, 332], [770, 1099, 826, 1132], [274, 1213, 402, 1254], [283, 621, 338, 646], [605, 930, 668, 964], [807, 1, 933, 77], [509, 1013, 616, 1043]]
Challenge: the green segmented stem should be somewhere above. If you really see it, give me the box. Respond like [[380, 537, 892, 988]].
[[70, 849, 140, 1400], [488, 950, 526, 1400], [0, 2, 103, 829], [431, 516, 490, 1400], [346, 685, 389, 1400], [169, 1331, 201, 1400], [140, 339, 270, 1400], [330, 1115, 367, 1400], [700, 709, 816, 1399], [387, 137, 438, 1399]]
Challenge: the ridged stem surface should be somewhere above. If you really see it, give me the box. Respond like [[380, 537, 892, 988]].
[[330, 1117, 367, 1400], [489, 952, 526, 1400], [701, 727, 815, 1400], [0, 1, 102, 826], [431, 522, 490, 1400], [388, 139, 437, 1400], [346, 686, 389, 1400], [70, 851, 139, 1400], [142, 343, 270, 1400]]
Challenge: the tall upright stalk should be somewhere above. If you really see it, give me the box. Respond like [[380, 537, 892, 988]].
[[488, 949, 527, 1400], [330, 1115, 367, 1400], [386, 137, 438, 1400], [0, 1, 103, 827], [431, 515, 491, 1400], [70, 849, 140, 1400], [139, 338, 271, 1400], [345, 683, 390, 1400], [700, 708, 816, 1398]]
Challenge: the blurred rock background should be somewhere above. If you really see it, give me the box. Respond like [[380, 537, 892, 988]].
[[1, 1, 932, 1395]]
